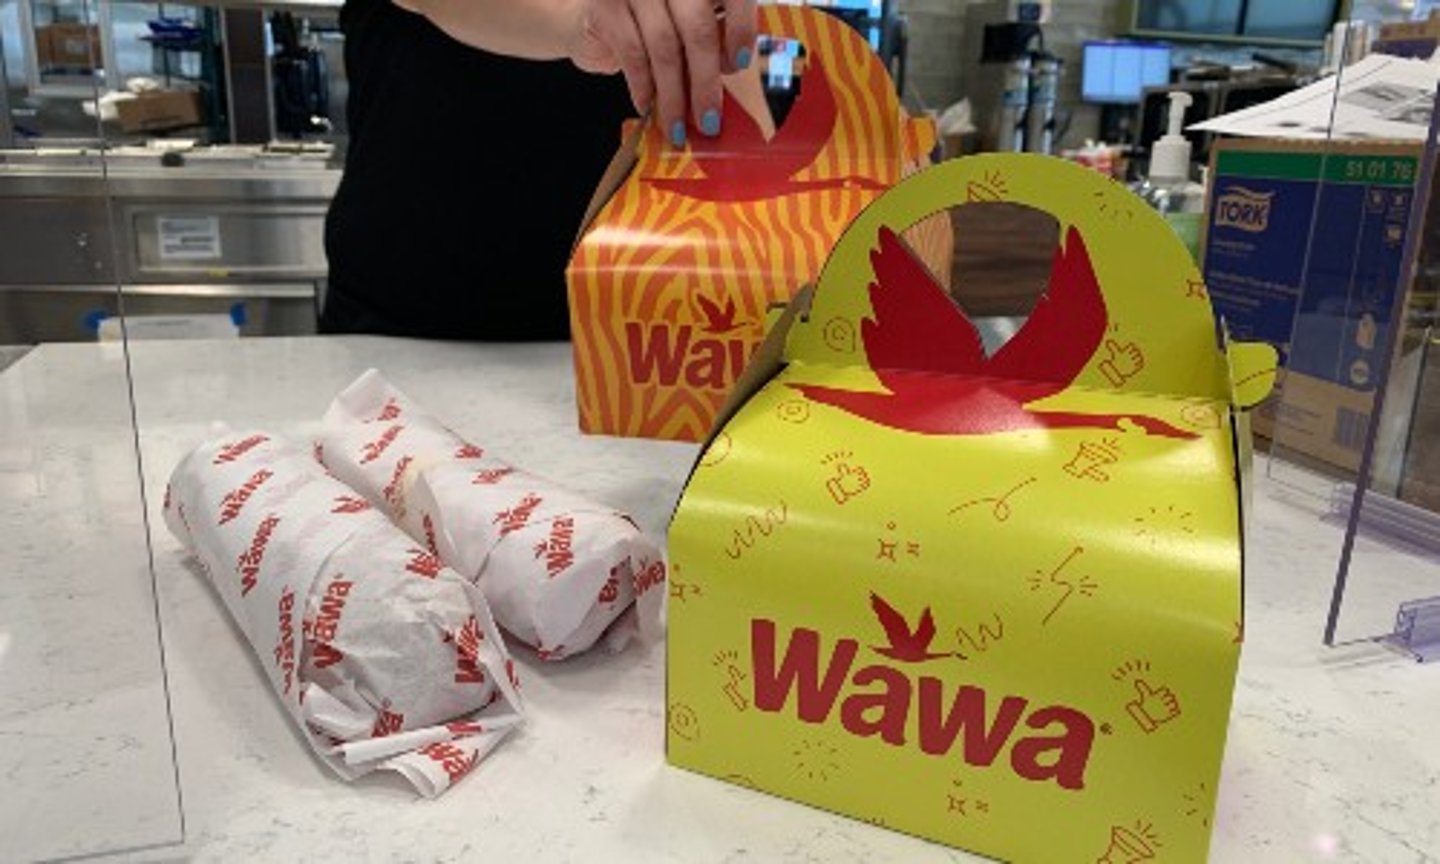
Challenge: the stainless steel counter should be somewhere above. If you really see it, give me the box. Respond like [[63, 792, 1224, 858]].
[[0, 148, 340, 342]]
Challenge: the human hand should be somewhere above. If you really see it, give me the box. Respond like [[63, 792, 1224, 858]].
[[567, 0, 758, 148]]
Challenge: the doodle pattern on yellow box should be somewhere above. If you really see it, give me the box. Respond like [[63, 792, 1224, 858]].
[[667, 154, 1276, 863]]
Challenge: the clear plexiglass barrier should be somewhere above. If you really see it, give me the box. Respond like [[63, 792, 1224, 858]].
[[2, 0, 186, 859], [1233, 2, 1440, 653]]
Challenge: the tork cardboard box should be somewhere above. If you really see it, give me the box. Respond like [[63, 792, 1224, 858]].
[[567, 5, 948, 442], [667, 154, 1276, 863], [1202, 137, 1421, 471]]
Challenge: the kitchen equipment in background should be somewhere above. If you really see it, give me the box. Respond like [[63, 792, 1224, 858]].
[[996, 52, 1030, 152], [0, 144, 336, 343], [1135, 75, 1299, 166], [961, 0, 1054, 152], [1025, 51, 1061, 154], [802, 1, 908, 95], [1083, 40, 1173, 147], [270, 12, 331, 138], [1, 24, 14, 149]]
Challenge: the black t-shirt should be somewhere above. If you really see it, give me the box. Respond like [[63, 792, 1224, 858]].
[[323, 0, 635, 340]]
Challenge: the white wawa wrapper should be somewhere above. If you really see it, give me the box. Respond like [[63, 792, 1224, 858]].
[[163, 429, 525, 797], [314, 370, 666, 660]]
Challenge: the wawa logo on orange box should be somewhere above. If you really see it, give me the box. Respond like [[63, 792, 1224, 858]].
[[567, 4, 949, 442], [625, 294, 752, 389]]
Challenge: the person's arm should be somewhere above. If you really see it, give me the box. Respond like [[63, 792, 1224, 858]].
[[391, 0, 757, 147]]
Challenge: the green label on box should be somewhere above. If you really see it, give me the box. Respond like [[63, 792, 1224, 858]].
[[1216, 150, 1419, 187]]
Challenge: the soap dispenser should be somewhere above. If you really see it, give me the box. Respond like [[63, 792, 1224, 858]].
[[1134, 91, 1207, 261]]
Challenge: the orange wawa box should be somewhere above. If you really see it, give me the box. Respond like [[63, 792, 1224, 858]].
[[667, 154, 1278, 862], [566, 5, 947, 441]]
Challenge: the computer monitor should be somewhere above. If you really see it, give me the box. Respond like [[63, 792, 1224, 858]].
[[1082, 41, 1173, 105]]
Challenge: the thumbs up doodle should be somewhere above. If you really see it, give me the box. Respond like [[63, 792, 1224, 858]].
[[1099, 339, 1145, 387], [1125, 678, 1181, 733], [825, 461, 871, 505]]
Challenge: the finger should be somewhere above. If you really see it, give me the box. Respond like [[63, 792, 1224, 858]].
[[668, 0, 724, 135], [1105, 339, 1123, 353], [722, 0, 758, 74], [592, 3, 654, 115], [632, 0, 689, 147]]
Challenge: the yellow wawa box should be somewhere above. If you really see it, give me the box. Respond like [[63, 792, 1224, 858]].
[[666, 154, 1277, 862], [567, 5, 949, 442]]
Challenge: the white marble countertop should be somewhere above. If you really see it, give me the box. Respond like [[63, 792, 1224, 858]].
[[2, 336, 1438, 863]]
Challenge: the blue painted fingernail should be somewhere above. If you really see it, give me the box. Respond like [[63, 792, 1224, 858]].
[[670, 120, 687, 148], [736, 46, 752, 70], [701, 109, 721, 137]]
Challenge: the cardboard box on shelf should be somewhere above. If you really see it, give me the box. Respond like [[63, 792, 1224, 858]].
[[114, 89, 203, 133], [1202, 137, 1422, 472], [667, 154, 1276, 863], [35, 23, 101, 69], [566, 5, 949, 442], [1379, 10, 1440, 41], [1376, 11, 1440, 58]]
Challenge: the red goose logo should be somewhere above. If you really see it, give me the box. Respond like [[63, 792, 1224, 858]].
[[625, 293, 756, 390], [213, 433, 269, 464], [372, 704, 405, 738], [494, 493, 543, 537], [236, 513, 281, 597], [694, 295, 741, 334], [360, 424, 403, 465], [791, 227, 1195, 440], [218, 469, 274, 525], [405, 548, 443, 579], [332, 495, 371, 514], [868, 593, 952, 662], [418, 741, 480, 783], [533, 516, 576, 578], [644, 58, 878, 202], [472, 467, 514, 486], [750, 592, 1097, 790], [374, 398, 402, 423], [382, 455, 414, 515]]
